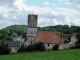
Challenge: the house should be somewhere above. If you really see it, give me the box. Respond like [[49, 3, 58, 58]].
[[0, 40, 20, 53], [35, 31, 62, 49], [62, 33, 77, 49]]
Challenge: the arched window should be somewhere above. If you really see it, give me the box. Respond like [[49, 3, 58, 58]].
[[30, 22, 32, 27], [33, 22, 36, 27]]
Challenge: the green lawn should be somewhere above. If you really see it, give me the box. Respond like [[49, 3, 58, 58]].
[[0, 49, 80, 60]]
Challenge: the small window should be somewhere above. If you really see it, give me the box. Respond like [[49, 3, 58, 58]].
[[48, 43, 49, 47], [15, 48, 17, 51]]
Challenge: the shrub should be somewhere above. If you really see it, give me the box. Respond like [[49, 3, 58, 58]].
[[17, 45, 25, 52], [69, 46, 75, 49], [25, 44, 35, 52], [52, 44, 59, 51], [4, 44, 11, 54], [34, 42, 46, 51], [25, 42, 46, 52], [69, 43, 80, 49], [0, 44, 10, 55], [75, 43, 80, 48]]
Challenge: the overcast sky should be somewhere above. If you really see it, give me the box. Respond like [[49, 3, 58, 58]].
[[0, 0, 80, 29]]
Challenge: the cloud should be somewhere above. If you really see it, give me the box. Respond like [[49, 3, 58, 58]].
[[0, 0, 80, 30], [64, 2, 71, 5], [43, 2, 50, 6], [69, 0, 80, 4]]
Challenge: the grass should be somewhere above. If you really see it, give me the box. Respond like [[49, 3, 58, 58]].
[[0, 49, 80, 60]]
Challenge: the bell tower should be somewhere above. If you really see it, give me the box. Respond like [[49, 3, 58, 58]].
[[25, 14, 38, 45]]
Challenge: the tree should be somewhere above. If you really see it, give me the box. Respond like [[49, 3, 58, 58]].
[[0, 34, 10, 55], [76, 32, 80, 43], [7, 36, 13, 40], [11, 32, 18, 38], [3, 44, 11, 54]]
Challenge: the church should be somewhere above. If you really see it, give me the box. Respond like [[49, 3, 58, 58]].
[[0, 14, 77, 53], [20, 14, 63, 49]]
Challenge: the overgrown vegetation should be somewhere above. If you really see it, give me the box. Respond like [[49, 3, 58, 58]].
[[0, 34, 11, 55], [0, 25, 80, 40], [0, 43, 11, 55], [17, 42, 46, 52]]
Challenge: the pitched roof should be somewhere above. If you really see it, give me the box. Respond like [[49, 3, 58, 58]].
[[35, 31, 62, 44], [22, 32, 26, 38], [0, 40, 20, 47]]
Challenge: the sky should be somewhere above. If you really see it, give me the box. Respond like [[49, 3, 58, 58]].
[[0, 0, 80, 29]]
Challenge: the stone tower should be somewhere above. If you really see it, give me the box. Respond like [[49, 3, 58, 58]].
[[25, 14, 38, 46]]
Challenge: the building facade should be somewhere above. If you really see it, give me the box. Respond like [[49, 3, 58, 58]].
[[24, 14, 38, 46]]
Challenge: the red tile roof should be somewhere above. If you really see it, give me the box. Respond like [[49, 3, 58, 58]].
[[35, 31, 62, 44], [21, 32, 26, 38]]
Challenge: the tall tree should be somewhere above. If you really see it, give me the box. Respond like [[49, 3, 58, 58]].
[[76, 32, 80, 43]]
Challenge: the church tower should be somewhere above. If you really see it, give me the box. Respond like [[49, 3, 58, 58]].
[[25, 14, 38, 45]]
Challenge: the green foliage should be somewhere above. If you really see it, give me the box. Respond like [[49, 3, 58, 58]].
[[0, 24, 80, 40], [7, 36, 13, 40], [25, 44, 35, 52], [34, 42, 46, 51], [17, 45, 25, 52], [0, 44, 10, 55], [25, 42, 46, 52], [75, 43, 80, 48], [52, 44, 59, 51], [76, 32, 80, 43], [3, 44, 11, 55], [0, 25, 27, 39], [69, 46, 75, 49], [70, 43, 80, 49]]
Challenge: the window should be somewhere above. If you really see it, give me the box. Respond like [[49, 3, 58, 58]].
[[48, 43, 49, 47], [15, 48, 17, 51]]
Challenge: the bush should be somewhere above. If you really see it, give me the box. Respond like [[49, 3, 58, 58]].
[[25, 42, 46, 52], [69, 46, 75, 49], [25, 44, 35, 52], [34, 42, 46, 51], [4, 44, 11, 54], [69, 43, 80, 49], [17, 45, 25, 52], [75, 43, 80, 48], [0, 44, 10, 55], [52, 44, 59, 51]]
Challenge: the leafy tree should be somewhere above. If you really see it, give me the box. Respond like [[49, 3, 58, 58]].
[[7, 36, 13, 40], [3, 44, 11, 54], [0, 34, 10, 55], [11, 32, 18, 38], [76, 32, 80, 43]]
